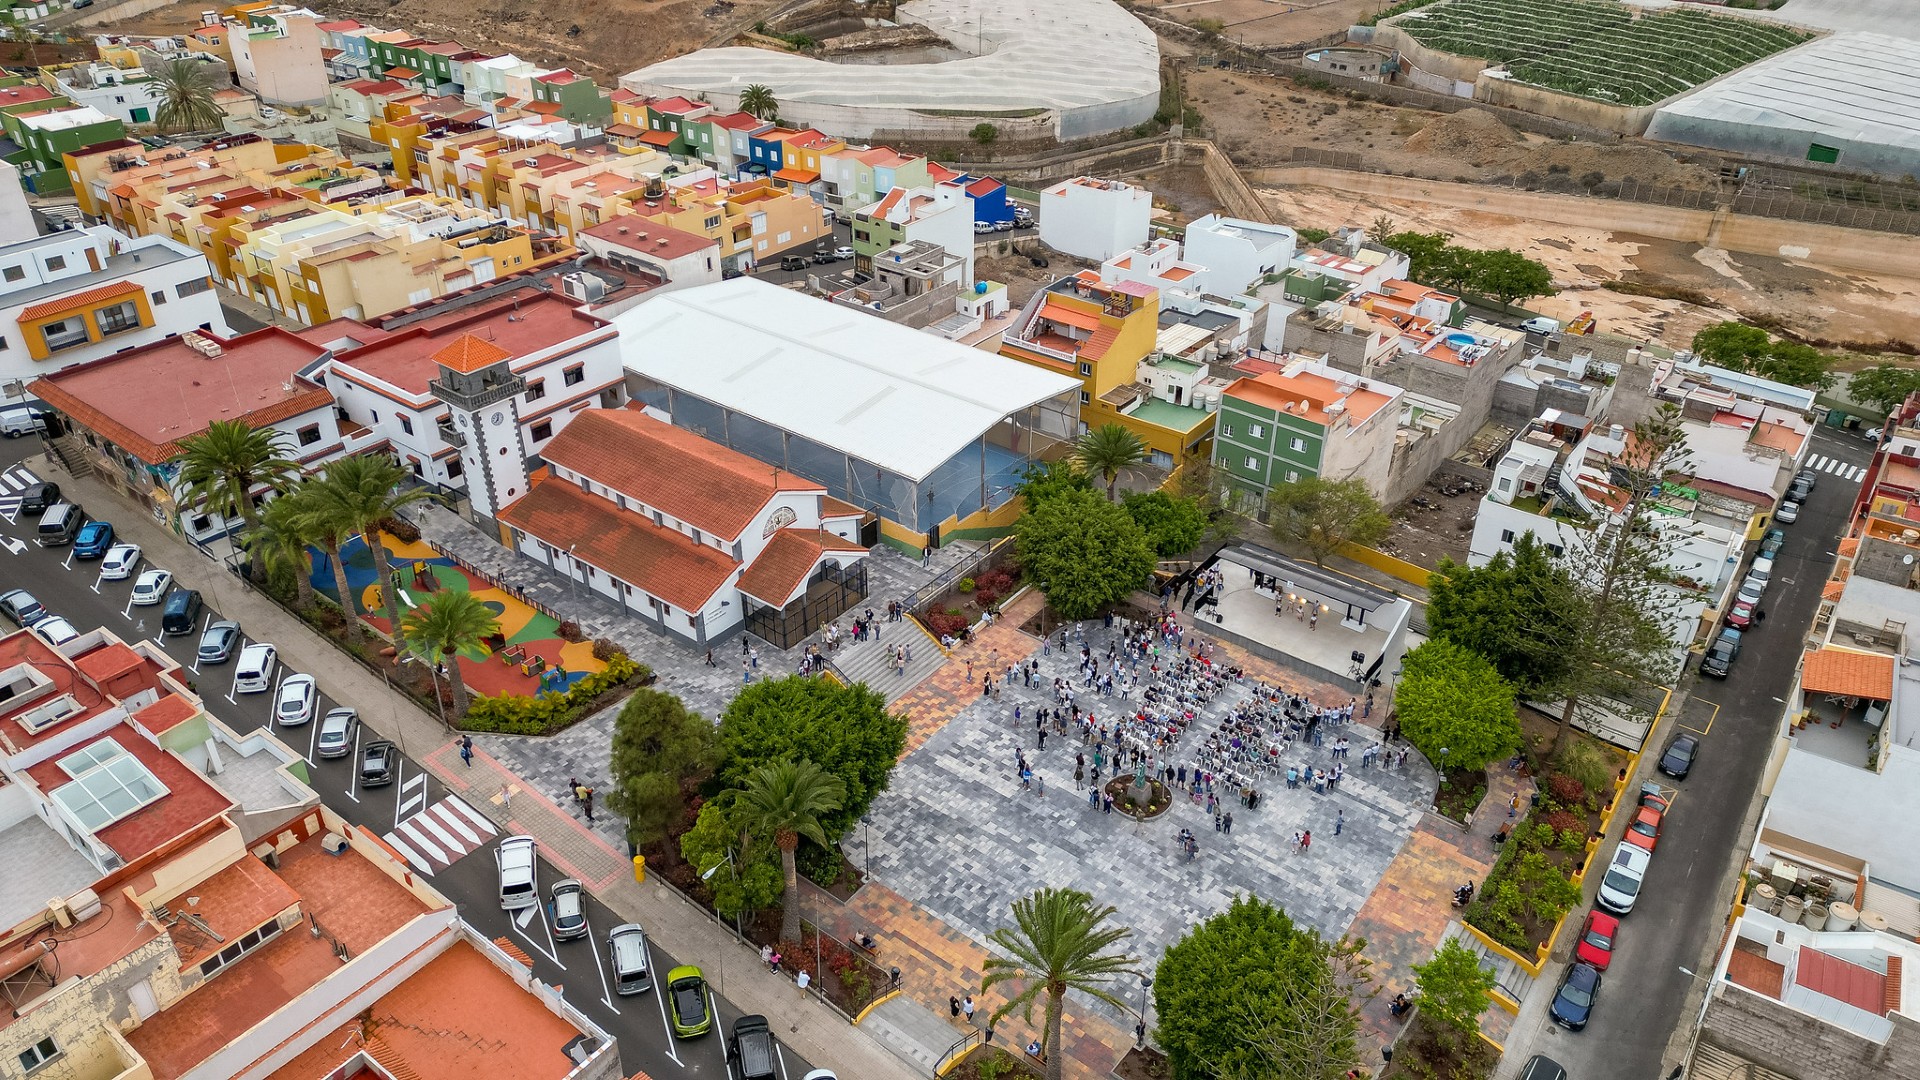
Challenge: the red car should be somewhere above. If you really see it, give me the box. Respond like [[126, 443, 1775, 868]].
[[1727, 599, 1756, 630], [1623, 805, 1663, 852], [1576, 910, 1619, 970]]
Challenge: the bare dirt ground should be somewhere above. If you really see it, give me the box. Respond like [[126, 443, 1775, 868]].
[[1130, 0, 1388, 48], [1381, 475, 1479, 568], [112, 0, 775, 81]]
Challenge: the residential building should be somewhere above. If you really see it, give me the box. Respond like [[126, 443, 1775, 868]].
[[617, 278, 1080, 552], [531, 69, 613, 127], [0, 625, 620, 1080], [1038, 176, 1151, 263], [1100, 238, 1208, 301], [631, 176, 824, 272], [223, 7, 328, 107], [577, 217, 722, 299], [1213, 358, 1402, 503], [0, 160, 28, 240], [826, 238, 966, 330], [499, 408, 868, 647], [28, 327, 348, 542], [850, 184, 973, 282], [1001, 271, 1216, 470], [0, 225, 230, 391], [4, 104, 125, 195], [1183, 214, 1296, 297]]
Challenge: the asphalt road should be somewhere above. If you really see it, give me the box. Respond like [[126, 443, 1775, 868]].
[[0, 437, 817, 1080], [1510, 426, 1873, 1078], [747, 220, 1038, 286]]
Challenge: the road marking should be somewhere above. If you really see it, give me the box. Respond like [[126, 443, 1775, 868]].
[[584, 910, 621, 1014], [398, 772, 427, 822], [382, 831, 431, 872], [442, 795, 497, 835], [394, 818, 449, 865], [514, 905, 537, 928], [393, 760, 407, 828], [1682, 699, 1720, 736], [410, 807, 463, 853], [431, 800, 483, 845], [380, 797, 497, 874], [0, 538, 22, 555], [343, 727, 362, 804], [776, 1043, 790, 1080], [649, 937, 683, 1065], [510, 903, 567, 968]]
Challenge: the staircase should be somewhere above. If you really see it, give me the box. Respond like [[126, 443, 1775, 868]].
[[828, 618, 946, 704]]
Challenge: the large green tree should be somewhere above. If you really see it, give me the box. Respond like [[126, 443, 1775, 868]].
[[1264, 476, 1390, 565], [1688, 321, 1772, 369], [1123, 490, 1209, 558], [1074, 423, 1150, 502], [1394, 639, 1522, 774], [151, 58, 226, 134], [1465, 248, 1557, 308], [679, 794, 784, 920], [247, 492, 317, 611], [739, 84, 778, 120], [606, 689, 714, 849], [1155, 896, 1368, 1080], [713, 676, 904, 839], [736, 759, 845, 940], [1014, 486, 1156, 620], [1425, 533, 1580, 696], [1016, 458, 1095, 509], [289, 481, 362, 642], [1848, 364, 1920, 417], [310, 454, 430, 629], [1690, 321, 1834, 389], [399, 590, 499, 717], [174, 419, 300, 582], [1752, 340, 1835, 390], [1413, 937, 1496, 1049], [982, 888, 1140, 1080], [1379, 229, 1459, 287]]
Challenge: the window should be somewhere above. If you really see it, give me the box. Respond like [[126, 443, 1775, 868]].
[[1289, 437, 1308, 453], [44, 256, 64, 272], [151, 290, 167, 306], [1221, 423, 1234, 437], [296, 424, 322, 446], [177, 277, 211, 297], [1, 266, 21, 282], [1079, 391, 1091, 406], [95, 300, 142, 335], [399, 415, 414, 435], [196, 918, 282, 979], [1500, 529, 1515, 543], [563, 364, 584, 386], [1078, 362, 1092, 376], [1248, 423, 1265, 438], [1243, 456, 1258, 470], [530, 420, 552, 441], [18, 1037, 59, 1073], [1546, 543, 1565, 557], [1285, 470, 1299, 483], [40, 317, 89, 352], [525, 379, 545, 402], [1807, 142, 1840, 164], [446, 458, 463, 479], [704, 215, 721, 230]]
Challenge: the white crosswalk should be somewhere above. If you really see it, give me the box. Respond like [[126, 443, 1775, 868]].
[[1803, 454, 1866, 483], [0, 464, 39, 521], [381, 796, 496, 875]]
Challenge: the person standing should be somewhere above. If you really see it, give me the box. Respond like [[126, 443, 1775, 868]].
[[797, 969, 811, 993], [1299, 830, 1312, 854], [1335, 808, 1344, 836], [963, 995, 977, 1025], [950, 995, 962, 1019]]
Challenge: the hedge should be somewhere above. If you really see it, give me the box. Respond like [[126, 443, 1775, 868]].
[[461, 654, 647, 735]]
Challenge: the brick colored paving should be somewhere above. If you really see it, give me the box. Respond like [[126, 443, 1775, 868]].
[[806, 879, 1132, 1078], [1348, 764, 1535, 1057], [891, 591, 1047, 757]]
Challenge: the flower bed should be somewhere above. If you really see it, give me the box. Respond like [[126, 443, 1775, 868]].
[[1430, 767, 1487, 826], [1381, 1013, 1496, 1080], [1104, 776, 1172, 819], [1463, 769, 1599, 955], [459, 654, 649, 735]]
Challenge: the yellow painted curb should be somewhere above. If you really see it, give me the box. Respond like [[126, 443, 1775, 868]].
[[852, 989, 901, 1025], [936, 1041, 983, 1077]]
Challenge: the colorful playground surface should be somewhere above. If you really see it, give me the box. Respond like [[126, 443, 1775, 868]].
[[310, 533, 605, 699]]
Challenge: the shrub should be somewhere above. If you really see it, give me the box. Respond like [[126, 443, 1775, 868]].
[[377, 515, 422, 544], [1545, 773, 1586, 806], [591, 637, 623, 662], [958, 577, 977, 593], [557, 619, 585, 642], [1541, 809, 1582, 836], [974, 588, 1000, 608], [926, 611, 970, 637], [976, 568, 1015, 594], [461, 654, 646, 734]]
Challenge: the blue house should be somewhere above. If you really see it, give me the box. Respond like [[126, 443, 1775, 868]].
[[744, 130, 788, 177]]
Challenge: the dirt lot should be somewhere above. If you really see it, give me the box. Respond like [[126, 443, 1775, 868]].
[[1380, 474, 1479, 568], [1131, 0, 1386, 48], [111, 0, 773, 81]]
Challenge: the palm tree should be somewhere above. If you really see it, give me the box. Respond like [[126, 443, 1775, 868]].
[[174, 420, 300, 581], [1074, 424, 1148, 502], [400, 591, 500, 717], [290, 482, 365, 644], [735, 760, 845, 941], [982, 889, 1139, 1080], [311, 454, 430, 630], [247, 493, 317, 611], [151, 58, 227, 135], [740, 84, 778, 121]]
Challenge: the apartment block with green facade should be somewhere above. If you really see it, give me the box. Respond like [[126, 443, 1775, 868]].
[[4, 103, 124, 194], [1213, 360, 1402, 506]]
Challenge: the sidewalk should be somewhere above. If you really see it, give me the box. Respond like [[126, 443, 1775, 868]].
[[45, 456, 922, 1080]]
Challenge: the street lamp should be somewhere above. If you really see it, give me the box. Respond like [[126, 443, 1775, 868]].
[[566, 543, 580, 602], [1135, 975, 1153, 1048], [1439, 746, 1451, 786], [860, 814, 872, 882]]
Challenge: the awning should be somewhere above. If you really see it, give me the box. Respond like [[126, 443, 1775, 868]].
[[1038, 302, 1101, 332], [1220, 544, 1397, 617], [384, 66, 420, 79], [19, 280, 142, 322], [639, 129, 678, 146], [773, 167, 820, 183], [1800, 648, 1895, 701]]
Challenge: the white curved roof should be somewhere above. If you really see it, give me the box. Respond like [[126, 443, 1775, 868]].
[[623, 0, 1158, 122]]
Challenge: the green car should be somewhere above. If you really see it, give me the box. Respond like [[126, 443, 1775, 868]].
[[667, 966, 712, 1038]]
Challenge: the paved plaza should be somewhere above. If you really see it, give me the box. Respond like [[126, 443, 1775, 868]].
[[842, 618, 1439, 1002]]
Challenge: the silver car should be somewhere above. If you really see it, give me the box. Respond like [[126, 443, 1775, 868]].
[[549, 878, 588, 941], [316, 707, 357, 758], [1776, 500, 1801, 524]]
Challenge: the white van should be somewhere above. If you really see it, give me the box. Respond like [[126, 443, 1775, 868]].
[[496, 836, 538, 910], [234, 643, 278, 693], [0, 404, 45, 438]]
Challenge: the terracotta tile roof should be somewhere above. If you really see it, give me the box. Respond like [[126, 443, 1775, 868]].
[[431, 333, 511, 374], [738, 528, 865, 605], [18, 279, 143, 322], [1800, 648, 1895, 700], [498, 479, 737, 610], [543, 410, 820, 540], [132, 693, 200, 736], [605, 122, 644, 137], [385, 66, 421, 80], [1795, 946, 1888, 1013], [1082, 324, 1122, 361], [820, 495, 864, 520], [638, 128, 679, 146], [1838, 537, 1860, 557]]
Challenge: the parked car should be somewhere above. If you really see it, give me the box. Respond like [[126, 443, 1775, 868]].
[[1787, 477, 1814, 504], [992, 219, 1014, 232], [1623, 805, 1663, 852], [73, 521, 114, 559], [32, 616, 78, 646], [1575, 910, 1619, 970], [1517, 1058, 1568, 1080], [1794, 468, 1818, 492], [1737, 575, 1767, 607], [275, 673, 317, 726], [1549, 961, 1602, 1030], [130, 569, 173, 606], [197, 621, 241, 664], [19, 481, 59, 515], [1726, 598, 1757, 630], [973, 220, 994, 234], [1596, 844, 1652, 914], [810, 250, 837, 265], [359, 739, 398, 787], [1012, 208, 1034, 227], [1747, 556, 1775, 586], [779, 255, 808, 272], [100, 543, 141, 580], [161, 589, 202, 636], [831, 245, 853, 260], [1520, 316, 1561, 335], [1760, 528, 1786, 559], [1638, 783, 1672, 816], [1865, 426, 1884, 442], [316, 708, 358, 758], [667, 966, 713, 1037], [1776, 500, 1801, 524], [0, 404, 45, 438], [729, 1015, 778, 1080], [234, 643, 278, 693], [497, 835, 539, 911], [721, 268, 745, 280], [608, 922, 651, 993], [1659, 734, 1700, 779], [0, 589, 45, 626], [1700, 629, 1741, 678], [549, 878, 588, 941]]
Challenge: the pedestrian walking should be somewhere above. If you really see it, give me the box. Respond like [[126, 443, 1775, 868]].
[[1300, 829, 1312, 853], [568, 777, 583, 805], [1035, 774, 1045, 798], [1335, 808, 1344, 836], [797, 970, 811, 992], [582, 786, 595, 822], [459, 734, 473, 767], [1508, 793, 1520, 818], [950, 996, 963, 1019], [1223, 812, 1233, 834], [963, 995, 977, 1024], [705, 648, 717, 667]]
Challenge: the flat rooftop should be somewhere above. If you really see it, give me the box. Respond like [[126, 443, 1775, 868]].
[[329, 288, 610, 396], [0, 243, 201, 312], [0, 816, 104, 930], [262, 938, 591, 1080], [125, 837, 436, 1080], [22, 727, 233, 865]]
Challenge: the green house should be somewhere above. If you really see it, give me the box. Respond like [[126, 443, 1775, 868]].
[[4, 103, 124, 194], [533, 70, 612, 127]]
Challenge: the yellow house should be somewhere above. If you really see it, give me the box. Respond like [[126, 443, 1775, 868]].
[[1000, 271, 1217, 468], [624, 176, 823, 272], [17, 283, 157, 363]]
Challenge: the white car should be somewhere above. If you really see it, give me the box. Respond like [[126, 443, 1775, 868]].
[[496, 835, 539, 911], [100, 543, 141, 580], [234, 643, 278, 694], [275, 673, 317, 726], [130, 568, 173, 605], [31, 616, 78, 646], [1596, 844, 1651, 914], [831, 245, 854, 260]]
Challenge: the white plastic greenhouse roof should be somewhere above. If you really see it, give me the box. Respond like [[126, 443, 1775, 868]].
[[621, 0, 1158, 126], [1649, 33, 1920, 159], [611, 278, 1081, 482]]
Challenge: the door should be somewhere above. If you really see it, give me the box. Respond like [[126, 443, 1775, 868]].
[[128, 979, 158, 1019]]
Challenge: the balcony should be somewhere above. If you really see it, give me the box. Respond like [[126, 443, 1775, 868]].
[[437, 419, 466, 448], [430, 371, 525, 413]]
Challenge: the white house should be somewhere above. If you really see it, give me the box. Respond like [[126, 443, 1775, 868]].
[[577, 218, 722, 299], [1183, 214, 1296, 297], [1038, 176, 1151, 263]]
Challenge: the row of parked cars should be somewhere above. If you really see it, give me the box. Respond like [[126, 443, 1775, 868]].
[[1699, 467, 1816, 681]]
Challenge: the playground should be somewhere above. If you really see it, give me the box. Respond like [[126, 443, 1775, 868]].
[[310, 532, 607, 700]]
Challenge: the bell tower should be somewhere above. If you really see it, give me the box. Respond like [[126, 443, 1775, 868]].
[[428, 333, 527, 530]]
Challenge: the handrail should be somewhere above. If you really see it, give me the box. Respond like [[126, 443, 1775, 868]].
[[932, 1027, 984, 1077]]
